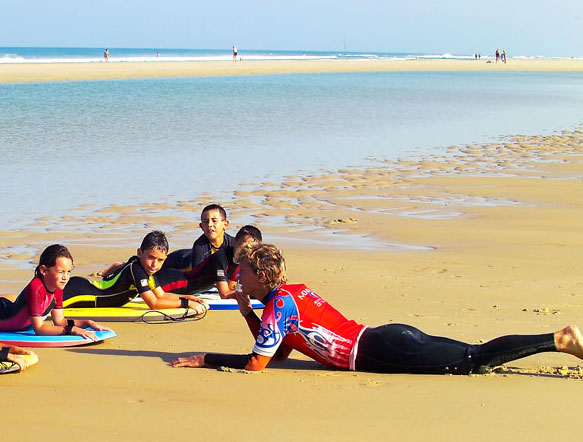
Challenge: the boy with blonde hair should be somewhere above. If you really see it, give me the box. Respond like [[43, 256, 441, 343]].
[[172, 243, 583, 374]]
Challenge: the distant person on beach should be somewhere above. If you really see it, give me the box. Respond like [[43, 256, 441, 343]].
[[62, 231, 207, 312], [495, 48, 500, 63], [0, 244, 111, 339], [171, 243, 583, 374], [104, 48, 109, 62], [0, 345, 36, 373], [233, 45, 237, 61], [502, 49, 507, 63]]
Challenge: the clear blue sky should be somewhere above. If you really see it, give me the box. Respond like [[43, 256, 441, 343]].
[[2, 0, 582, 57]]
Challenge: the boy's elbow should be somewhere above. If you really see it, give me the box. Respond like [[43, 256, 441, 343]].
[[142, 298, 157, 309], [244, 362, 265, 372], [140, 291, 160, 309], [247, 365, 264, 372], [245, 354, 271, 371], [216, 283, 233, 299]]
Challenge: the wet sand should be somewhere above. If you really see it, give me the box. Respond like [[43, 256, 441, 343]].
[[2, 126, 583, 440]]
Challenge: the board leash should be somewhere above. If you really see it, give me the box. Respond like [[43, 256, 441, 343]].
[[139, 303, 208, 324]]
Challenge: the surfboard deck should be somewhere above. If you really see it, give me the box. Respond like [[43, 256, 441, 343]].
[[128, 291, 264, 311], [0, 353, 39, 374], [0, 328, 116, 348], [196, 292, 264, 311], [64, 301, 204, 322]]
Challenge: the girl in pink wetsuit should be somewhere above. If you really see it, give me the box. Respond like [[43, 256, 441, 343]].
[[0, 244, 111, 340]]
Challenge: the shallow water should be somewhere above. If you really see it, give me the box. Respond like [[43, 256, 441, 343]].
[[1, 71, 582, 231]]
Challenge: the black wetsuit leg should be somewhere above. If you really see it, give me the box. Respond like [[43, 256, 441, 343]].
[[355, 324, 556, 375], [162, 249, 192, 271], [473, 332, 556, 371], [156, 268, 189, 295], [0, 297, 12, 319], [185, 280, 215, 295], [62, 276, 137, 308]]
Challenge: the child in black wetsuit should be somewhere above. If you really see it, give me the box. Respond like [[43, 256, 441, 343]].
[[163, 204, 234, 271], [163, 204, 241, 298], [182, 224, 262, 298], [63, 231, 206, 313]]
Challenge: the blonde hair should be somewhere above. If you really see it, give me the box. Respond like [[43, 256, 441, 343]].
[[236, 243, 286, 289]]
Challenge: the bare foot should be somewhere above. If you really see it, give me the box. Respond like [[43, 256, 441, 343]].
[[98, 262, 123, 279], [555, 325, 583, 360]]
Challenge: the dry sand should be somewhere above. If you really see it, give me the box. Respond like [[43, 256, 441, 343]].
[[2, 58, 583, 84], [1, 61, 583, 441]]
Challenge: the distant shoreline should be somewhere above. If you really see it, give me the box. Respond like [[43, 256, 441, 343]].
[[2, 58, 583, 83]]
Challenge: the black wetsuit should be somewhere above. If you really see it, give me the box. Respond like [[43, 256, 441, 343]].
[[355, 324, 557, 374], [183, 247, 237, 294], [162, 233, 234, 272], [62, 256, 187, 308]]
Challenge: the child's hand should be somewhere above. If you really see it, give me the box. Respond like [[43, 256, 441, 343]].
[[81, 320, 114, 333], [186, 295, 209, 308], [72, 327, 98, 342], [234, 291, 253, 316], [188, 300, 207, 316], [223, 291, 237, 300], [170, 354, 206, 368], [96, 262, 123, 278]]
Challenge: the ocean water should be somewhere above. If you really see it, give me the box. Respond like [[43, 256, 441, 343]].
[[0, 47, 494, 64], [1, 69, 582, 232]]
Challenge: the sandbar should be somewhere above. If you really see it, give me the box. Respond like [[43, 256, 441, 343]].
[[2, 58, 583, 83]]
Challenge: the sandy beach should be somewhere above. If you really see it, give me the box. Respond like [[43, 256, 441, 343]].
[[2, 58, 583, 83], [2, 60, 583, 441]]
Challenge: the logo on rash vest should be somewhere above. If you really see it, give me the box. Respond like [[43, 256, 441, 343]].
[[140, 279, 148, 287], [298, 323, 353, 364], [256, 323, 281, 349], [217, 270, 225, 277], [297, 287, 326, 307]]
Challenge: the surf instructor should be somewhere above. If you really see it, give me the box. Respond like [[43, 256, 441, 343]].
[[171, 243, 583, 374]]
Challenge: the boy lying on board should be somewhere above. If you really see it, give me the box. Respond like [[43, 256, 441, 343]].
[[62, 231, 206, 314]]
